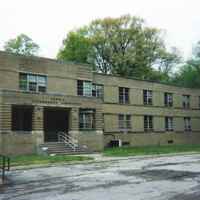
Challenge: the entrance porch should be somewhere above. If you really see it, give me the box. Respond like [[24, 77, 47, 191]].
[[43, 107, 70, 142]]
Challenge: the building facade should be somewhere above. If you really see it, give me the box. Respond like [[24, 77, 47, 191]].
[[0, 51, 200, 155]]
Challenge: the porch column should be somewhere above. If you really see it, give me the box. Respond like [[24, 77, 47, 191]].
[[69, 107, 79, 138], [0, 104, 12, 155], [95, 107, 103, 131], [0, 104, 12, 133], [32, 106, 44, 145]]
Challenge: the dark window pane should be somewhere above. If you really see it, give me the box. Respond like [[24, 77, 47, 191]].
[[29, 82, 37, 92], [12, 106, 33, 131], [119, 87, 129, 104]]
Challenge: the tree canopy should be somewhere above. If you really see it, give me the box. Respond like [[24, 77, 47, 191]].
[[58, 15, 180, 80], [4, 34, 39, 56], [171, 51, 200, 88]]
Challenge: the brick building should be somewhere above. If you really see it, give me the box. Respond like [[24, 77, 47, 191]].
[[0, 51, 200, 155]]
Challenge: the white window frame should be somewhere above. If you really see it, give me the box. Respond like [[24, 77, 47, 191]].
[[19, 72, 47, 93], [184, 117, 192, 132], [118, 114, 131, 130], [183, 95, 190, 109], [119, 87, 129, 104], [165, 117, 173, 131], [92, 84, 103, 98], [144, 115, 153, 131], [144, 90, 153, 105], [79, 109, 95, 130], [165, 93, 173, 107]]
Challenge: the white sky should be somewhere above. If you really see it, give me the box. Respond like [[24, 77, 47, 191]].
[[0, 0, 199, 59]]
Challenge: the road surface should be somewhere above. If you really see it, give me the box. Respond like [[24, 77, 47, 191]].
[[1, 154, 200, 200]]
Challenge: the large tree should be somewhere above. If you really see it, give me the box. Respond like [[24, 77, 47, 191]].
[[57, 28, 92, 64], [4, 34, 39, 56], [171, 42, 200, 88], [58, 15, 179, 79], [171, 59, 200, 88]]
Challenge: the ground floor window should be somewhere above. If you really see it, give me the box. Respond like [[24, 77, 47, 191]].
[[184, 117, 192, 132], [12, 106, 33, 131], [165, 117, 173, 131], [144, 115, 153, 132], [79, 109, 95, 130], [118, 114, 131, 130]]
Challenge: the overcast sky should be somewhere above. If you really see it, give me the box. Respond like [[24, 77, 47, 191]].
[[0, 0, 199, 59]]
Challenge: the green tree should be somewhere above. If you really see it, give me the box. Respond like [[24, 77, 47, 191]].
[[172, 61, 200, 88], [57, 28, 92, 63], [154, 47, 182, 82], [58, 15, 179, 79], [4, 34, 39, 56], [171, 42, 200, 88]]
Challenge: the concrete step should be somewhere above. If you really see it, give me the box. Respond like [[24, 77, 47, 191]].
[[39, 142, 92, 155]]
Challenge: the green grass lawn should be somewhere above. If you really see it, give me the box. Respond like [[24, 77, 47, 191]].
[[8, 154, 93, 167], [104, 145, 200, 157]]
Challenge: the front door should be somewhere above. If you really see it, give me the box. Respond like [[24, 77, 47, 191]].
[[44, 108, 69, 142]]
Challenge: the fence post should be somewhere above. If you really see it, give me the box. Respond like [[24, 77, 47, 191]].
[[2, 156, 5, 182]]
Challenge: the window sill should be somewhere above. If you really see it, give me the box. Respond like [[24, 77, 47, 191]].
[[165, 105, 173, 108], [165, 129, 174, 132], [79, 129, 96, 131], [19, 90, 46, 94], [144, 129, 154, 132], [119, 102, 130, 105], [11, 131, 32, 134], [143, 104, 153, 106]]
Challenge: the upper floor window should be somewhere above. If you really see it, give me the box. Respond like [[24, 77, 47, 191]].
[[144, 115, 153, 132], [119, 87, 129, 104], [19, 73, 47, 93], [77, 80, 92, 97], [143, 90, 153, 105], [182, 95, 190, 109], [79, 109, 95, 130], [184, 117, 192, 132], [118, 114, 131, 130], [92, 84, 103, 98], [77, 80, 103, 98], [164, 93, 173, 107], [165, 117, 173, 131]]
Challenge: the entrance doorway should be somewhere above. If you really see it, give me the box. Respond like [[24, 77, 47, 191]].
[[44, 107, 70, 142]]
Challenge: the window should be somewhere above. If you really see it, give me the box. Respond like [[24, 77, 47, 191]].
[[12, 106, 33, 131], [118, 114, 131, 130], [19, 73, 47, 93], [144, 115, 153, 132], [79, 109, 95, 129], [164, 93, 173, 107], [119, 87, 129, 104], [165, 117, 173, 131], [182, 95, 190, 109], [143, 90, 153, 105], [77, 80, 92, 97], [184, 117, 192, 132], [77, 81, 103, 98], [92, 84, 103, 98]]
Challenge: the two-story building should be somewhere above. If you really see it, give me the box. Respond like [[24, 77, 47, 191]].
[[0, 51, 200, 155]]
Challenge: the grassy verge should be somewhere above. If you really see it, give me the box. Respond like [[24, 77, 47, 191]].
[[104, 145, 200, 157], [8, 154, 93, 167]]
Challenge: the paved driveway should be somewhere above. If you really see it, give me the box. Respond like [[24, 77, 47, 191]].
[[1, 154, 200, 200]]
